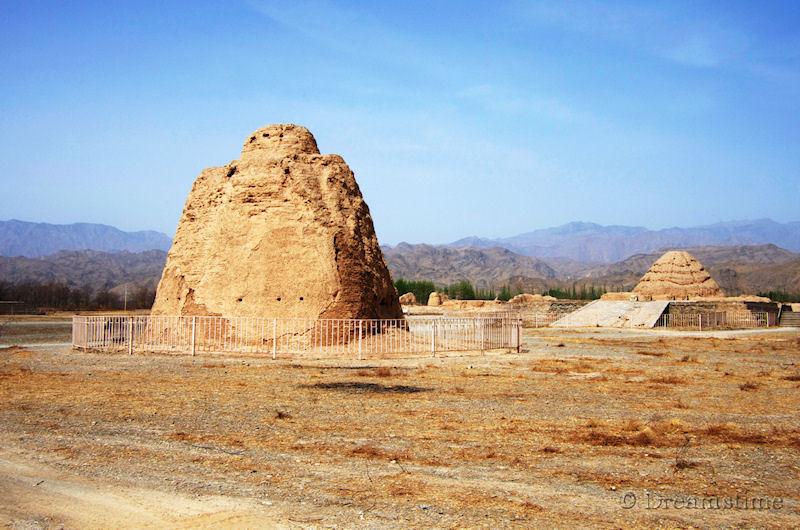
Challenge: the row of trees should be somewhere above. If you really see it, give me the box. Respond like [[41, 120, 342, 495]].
[[394, 279, 608, 303], [0, 280, 156, 311], [393, 279, 437, 305], [757, 290, 800, 303], [543, 284, 607, 300]]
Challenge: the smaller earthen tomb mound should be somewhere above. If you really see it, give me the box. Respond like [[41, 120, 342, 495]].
[[633, 250, 723, 300]]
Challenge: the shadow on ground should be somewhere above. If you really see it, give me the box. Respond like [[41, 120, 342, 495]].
[[302, 381, 430, 394]]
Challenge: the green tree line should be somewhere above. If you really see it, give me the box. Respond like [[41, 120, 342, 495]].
[[543, 284, 607, 300], [0, 280, 156, 312], [757, 290, 800, 303]]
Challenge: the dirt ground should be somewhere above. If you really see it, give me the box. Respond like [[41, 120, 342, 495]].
[[0, 318, 71, 347], [1, 325, 799, 528]]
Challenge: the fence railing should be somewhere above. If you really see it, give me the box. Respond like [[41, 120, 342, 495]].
[[654, 312, 773, 330], [515, 311, 774, 329], [517, 313, 564, 328], [72, 315, 521, 358]]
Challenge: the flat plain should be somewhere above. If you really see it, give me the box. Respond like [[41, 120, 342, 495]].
[[1, 322, 798, 528]]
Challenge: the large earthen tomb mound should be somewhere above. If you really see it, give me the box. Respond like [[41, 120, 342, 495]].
[[151, 124, 403, 322], [633, 250, 724, 300]]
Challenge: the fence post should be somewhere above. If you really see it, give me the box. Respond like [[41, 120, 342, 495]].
[[699, 314, 703, 332], [127, 317, 133, 355], [358, 320, 363, 360], [191, 316, 197, 356], [431, 320, 436, 357], [516, 319, 521, 353], [479, 318, 485, 354], [272, 318, 277, 360]]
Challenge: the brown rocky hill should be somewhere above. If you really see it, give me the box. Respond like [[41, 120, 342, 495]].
[[0, 250, 166, 291], [383, 242, 799, 295], [382, 243, 556, 289], [2, 244, 797, 302]]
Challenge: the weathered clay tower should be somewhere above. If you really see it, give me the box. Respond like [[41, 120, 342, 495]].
[[151, 124, 402, 320]]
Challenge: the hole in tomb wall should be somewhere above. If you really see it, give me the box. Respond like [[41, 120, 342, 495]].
[[249, 136, 256, 143], [276, 297, 282, 302], [237, 298, 243, 302], [262, 133, 269, 138], [299, 297, 304, 301]]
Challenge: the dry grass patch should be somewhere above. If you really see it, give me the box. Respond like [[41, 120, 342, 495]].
[[577, 417, 689, 448], [456, 447, 500, 462], [635, 350, 667, 357], [349, 444, 443, 466], [386, 477, 430, 497], [573, 360, 597, 372], [692, 423, 800, 447], [649, 375, 685, 385], [355, 366, 394, 377], [528, 360, 569, 374], [674, 457, 700, 470]]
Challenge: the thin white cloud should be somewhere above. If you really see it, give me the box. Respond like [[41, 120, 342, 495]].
[[245, 0, 436, 74], [513, 0, 782, 73]]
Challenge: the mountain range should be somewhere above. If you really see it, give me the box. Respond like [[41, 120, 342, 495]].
[[0, 219, 172, 257], [2, 244, 796, 297], [0, 218, 798, 296], [383, 242, 799, 296], [3, 218, 798, 264], [450, 219, 800, 263], [382, 243, 556, 290]]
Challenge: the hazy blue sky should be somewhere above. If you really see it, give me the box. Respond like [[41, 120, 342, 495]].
[[1, 1, 798, 244]]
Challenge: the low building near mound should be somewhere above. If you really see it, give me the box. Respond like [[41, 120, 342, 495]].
[[427, 292, 448, 306], [398, 292, 417, 305], [508, 293, 557, 304]]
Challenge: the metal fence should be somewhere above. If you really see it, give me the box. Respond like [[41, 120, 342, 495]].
[[654, 312, 773, 330], [72, 315, 521, 358], [517, 310, 774, 330], [517, 313, 564, 328]]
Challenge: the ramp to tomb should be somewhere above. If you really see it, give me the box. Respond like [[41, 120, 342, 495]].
[[552, 300, 669, 328]]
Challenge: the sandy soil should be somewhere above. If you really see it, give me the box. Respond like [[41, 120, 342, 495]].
[[1, 328, 799, 528]]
